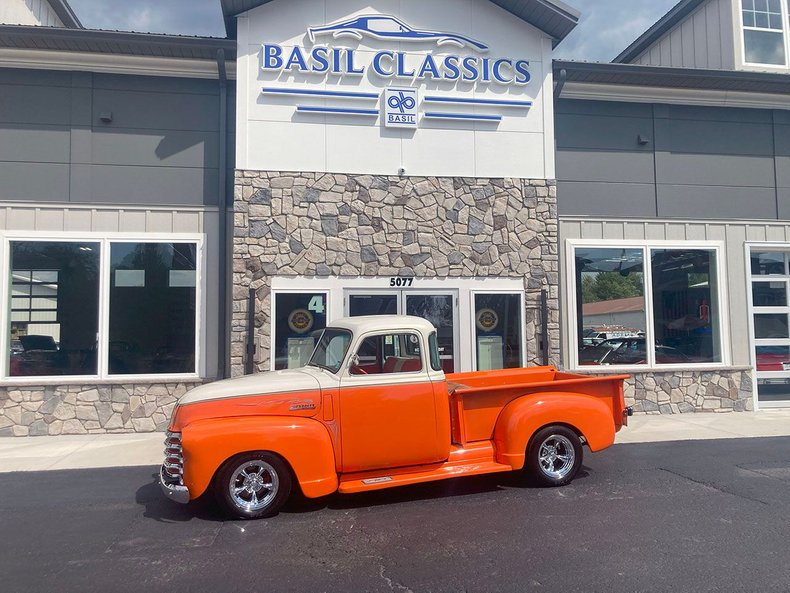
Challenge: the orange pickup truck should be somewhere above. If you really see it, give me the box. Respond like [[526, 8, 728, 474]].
[[161, 316, 631, 519]]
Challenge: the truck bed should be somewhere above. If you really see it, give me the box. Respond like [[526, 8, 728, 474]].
[[446, 366, 629, 445]]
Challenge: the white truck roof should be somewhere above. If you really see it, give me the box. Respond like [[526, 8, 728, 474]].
[[329, 315, 436, 335]]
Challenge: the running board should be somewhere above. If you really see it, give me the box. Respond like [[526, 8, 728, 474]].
[[338, 459, 512, 494]]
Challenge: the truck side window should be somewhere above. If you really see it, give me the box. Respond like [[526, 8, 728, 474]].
[[350, 333, 423, 375]]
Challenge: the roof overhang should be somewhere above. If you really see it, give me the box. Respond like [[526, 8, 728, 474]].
[[219, 0, 580, 46], [49, 0, 83, 29], [613, 0, 706, 64], [553, 60, 790, 109], [0, 25, 236, 61]]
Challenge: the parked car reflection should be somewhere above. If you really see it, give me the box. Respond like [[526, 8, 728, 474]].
[[579, 337, 690, 366]]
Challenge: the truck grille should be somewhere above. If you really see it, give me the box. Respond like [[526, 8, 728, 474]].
[[162, 431, 184, 485]]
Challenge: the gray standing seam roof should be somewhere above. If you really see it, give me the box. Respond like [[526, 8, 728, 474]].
[[613, 0, 707, 64], [554, 60, 790, 95], [220, 0, 580, 46], [0, 25, 237, 61]]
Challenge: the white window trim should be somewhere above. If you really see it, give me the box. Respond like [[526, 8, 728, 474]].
[[269, 277, 527, 373], [565, 239, 731, 372], [744, 242, 790, 410], [0, 231, 206, 385], [736, 0, 790, 70]]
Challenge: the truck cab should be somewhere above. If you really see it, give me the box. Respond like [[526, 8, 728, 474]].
[[161, 316, 630, 519]]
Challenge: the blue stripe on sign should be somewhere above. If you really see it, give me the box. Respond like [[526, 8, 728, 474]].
[[297, 106, 379, 116], [262, 87, 379, 100], [424, 112, 502, 122], [424, 96, 532, 107]]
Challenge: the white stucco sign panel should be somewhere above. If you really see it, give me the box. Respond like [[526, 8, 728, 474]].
[[235, 0, 556, 179]]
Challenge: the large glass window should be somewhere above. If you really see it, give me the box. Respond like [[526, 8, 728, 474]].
[[273, 292, 327, 370], [742, 0, 787, 65], [474, 294, 523, 370], [572, 245, 723, 367], [109, 243, 197, 375], [5, 238, 200, 380], [9, 242, 100, 377]]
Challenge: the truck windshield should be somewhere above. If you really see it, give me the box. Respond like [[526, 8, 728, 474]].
[[307, 328, 353, 373]]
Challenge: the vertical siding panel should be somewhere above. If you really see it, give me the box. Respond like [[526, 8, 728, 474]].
[[173, 211, 201, 233], [0, 207, 7, 230], [6, 208, 35, 230], [645, 222, 667, 240], [725, 225, 750, 365], [669, 27, 683, 66], [34, 208, 64, 231], [680, 18, 695, 67], [693, 10, 709, 67], [580, 221, 603, 240], [705, 224, 727, 241], [685, 223, 708, 240], [665, 223, 686, 240], [146, 211, 174, 233], [745, 225, 767, 242], [64, 209, 92, 232], [91, 209, 120, 232], [559, 220, 582, 240], [118, 210, 147, 233], [706, 0, 723, 69], [602, 221, 625, 240], [660, 37, 672, 64], [765, 225, 785, 242], [623, 222, 646, 240]]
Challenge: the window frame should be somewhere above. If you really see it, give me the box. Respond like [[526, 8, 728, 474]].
[[470, 289, 527, 371], [270, 290, 330, 371], [0, 232, 205, 384], [738, 0, 790, 69], [349, 330, 426, 377], [565, 239, 730, 372]]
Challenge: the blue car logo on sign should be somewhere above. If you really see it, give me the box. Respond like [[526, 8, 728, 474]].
[[308, 14, 489, 53]]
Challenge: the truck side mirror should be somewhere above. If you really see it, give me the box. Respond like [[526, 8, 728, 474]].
[[349, 354, 361, 369]]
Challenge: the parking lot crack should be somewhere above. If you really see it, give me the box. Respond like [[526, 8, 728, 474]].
[[378, 564, 414, 593], [659, 467, 770, 506]]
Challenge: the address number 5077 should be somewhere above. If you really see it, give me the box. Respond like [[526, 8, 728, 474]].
[[389, 277, 414, 287]]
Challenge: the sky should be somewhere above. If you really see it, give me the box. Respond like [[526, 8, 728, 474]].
[[68, 0, 681, 63]]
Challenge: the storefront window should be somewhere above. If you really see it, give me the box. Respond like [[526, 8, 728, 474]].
[[109, 243, 197, 375], [650, 249, 721, 363], [575, 248, 646, 366], [9, 241, 100, 377], [273, 292, 328, 370], [474, 294, 522, 370], [742, 0, 787, 65], [572, 244, 723, 367]]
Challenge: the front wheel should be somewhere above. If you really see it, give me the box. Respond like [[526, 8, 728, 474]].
[[526, 426, 583, 487], [215, 452, 292, 519]]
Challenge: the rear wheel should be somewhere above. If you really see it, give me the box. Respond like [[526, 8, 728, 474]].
[[526, 426, 583, 487], [215, 452, 292, 519]]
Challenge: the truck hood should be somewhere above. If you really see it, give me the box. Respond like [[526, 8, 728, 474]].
[[178, 368, 324, 407]]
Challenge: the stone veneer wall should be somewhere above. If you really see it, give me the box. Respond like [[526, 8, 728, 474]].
[[622, 368, 754, 413], [0, 382, 204, 437], [232, 171, 560, 376]]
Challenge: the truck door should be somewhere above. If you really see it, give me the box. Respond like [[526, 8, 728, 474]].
[[339, 331, 443, 473]]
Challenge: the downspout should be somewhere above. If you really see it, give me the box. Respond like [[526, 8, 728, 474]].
[[553, 68, 567, 101], [217, 49, 229, 379]]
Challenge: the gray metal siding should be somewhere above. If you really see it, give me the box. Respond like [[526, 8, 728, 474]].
[[0, 68, 226, 207], [633, 0, 734, 70], [557, 99, 787, 221]]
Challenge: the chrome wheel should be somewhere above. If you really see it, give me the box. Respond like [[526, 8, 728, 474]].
[[537, 434, 575, 480], [228, 460, 279, 512]]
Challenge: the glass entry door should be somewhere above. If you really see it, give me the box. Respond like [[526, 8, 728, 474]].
[[346, 290, 459, 373], [750, 250, 790, 407]]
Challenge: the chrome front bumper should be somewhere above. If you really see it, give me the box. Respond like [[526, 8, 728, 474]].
[[159, 465, 190, 504], [159, 431, 190, 504]]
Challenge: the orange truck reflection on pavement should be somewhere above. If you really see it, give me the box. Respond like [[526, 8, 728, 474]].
[[161, 316, 631, 519]]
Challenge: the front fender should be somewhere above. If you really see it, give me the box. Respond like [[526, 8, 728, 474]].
[[493, 393, 616, 469], [182, 416, 338, 500]]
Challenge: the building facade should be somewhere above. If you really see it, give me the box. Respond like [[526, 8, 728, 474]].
[[0, 0, 789, 437]]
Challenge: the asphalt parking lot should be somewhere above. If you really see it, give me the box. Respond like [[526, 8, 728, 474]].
[[1, 437, 788, 593]]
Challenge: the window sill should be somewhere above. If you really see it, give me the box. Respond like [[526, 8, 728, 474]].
[[570, 364, 753, 374], [0, 375, 204, 387]]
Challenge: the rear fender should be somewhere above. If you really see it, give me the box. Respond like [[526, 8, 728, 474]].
[[493, 392, 616, 469], [182, 416, 338, 500]]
